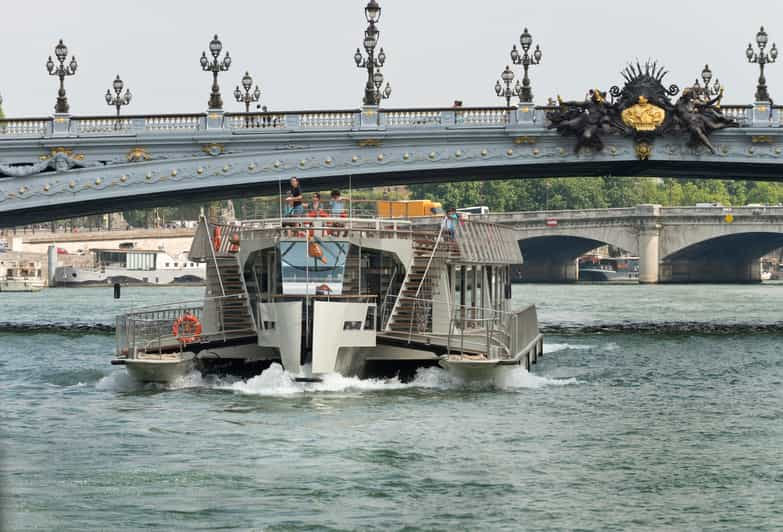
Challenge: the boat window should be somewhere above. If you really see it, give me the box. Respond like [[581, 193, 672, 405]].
[[165, 262, 170, 267], [263, 320, 276, 330], [174, 263, 178, 267], [343, 321, 363, 330], [279, 239, 349, 295]]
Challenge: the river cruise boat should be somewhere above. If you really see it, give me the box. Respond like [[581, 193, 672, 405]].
[[111, 214, 543, 383], [54, 248, 205, 287], [0, 259, 45, 292], [578, 255, 640, 282]]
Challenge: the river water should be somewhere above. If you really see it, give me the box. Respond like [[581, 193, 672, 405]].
[[1, 284, 782, 531]]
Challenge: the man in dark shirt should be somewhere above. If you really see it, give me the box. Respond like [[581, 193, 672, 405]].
[[286, 177, 304, 216]]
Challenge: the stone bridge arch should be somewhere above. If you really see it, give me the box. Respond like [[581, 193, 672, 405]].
[[660, 227, 783, 283], [512, 225, 640, 282]]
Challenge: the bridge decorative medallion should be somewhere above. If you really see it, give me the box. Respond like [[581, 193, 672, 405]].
[[548, 61, 736, 156]]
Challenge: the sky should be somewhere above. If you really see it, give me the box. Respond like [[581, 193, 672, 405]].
[[2, 0, 783, 117]]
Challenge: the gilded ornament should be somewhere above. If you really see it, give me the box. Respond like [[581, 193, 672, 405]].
[[127, 147, 151, 162], [202, 143, 225, 157], [41, 147, 85, 161], [751, 135, 774, 144], [351, 155, 359, 162], [95, 178, 102, 185], [622, 96, 666, 131], [377, 153, 385, 161], [120, 175, 128, 182], [513, 136, 537, 145], [635, 141, 652, 160], [403, 153, 410, 160], [506, 149, 513, 156], [481, 149, 488, 156], [358, 138, 382, 148]]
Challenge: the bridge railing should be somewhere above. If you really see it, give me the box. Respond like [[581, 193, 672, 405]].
[[2, 103, 779, 139], [0, 117, 53, 138]]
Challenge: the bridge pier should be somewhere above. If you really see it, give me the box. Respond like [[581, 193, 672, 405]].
[[637, 205, 661, 284], [515, 259, 579, 283], [660, 258, 762, 283]]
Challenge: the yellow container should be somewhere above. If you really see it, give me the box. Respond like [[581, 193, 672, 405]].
[[376, 200, 444, 218]]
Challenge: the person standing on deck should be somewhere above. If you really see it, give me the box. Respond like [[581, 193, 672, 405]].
[[285, 177, 304, 216]]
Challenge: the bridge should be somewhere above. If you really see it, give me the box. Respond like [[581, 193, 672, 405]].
[[2, 17, 783, 228], [484, 205, 783, 283]]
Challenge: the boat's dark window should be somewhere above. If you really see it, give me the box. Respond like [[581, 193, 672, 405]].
[[165, 263, 170, 267], [279, 239, 349, 295], [343, 321, 362, 330], [263, 321, 276, 330]]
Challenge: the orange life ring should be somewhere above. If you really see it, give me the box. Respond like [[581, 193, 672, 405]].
[[213, 226, 222, 251], [172, 314, 202, 344]]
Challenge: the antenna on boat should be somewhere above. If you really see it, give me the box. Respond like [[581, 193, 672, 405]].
[[349, 175, 353, 223], [278, 178, 283, 223]]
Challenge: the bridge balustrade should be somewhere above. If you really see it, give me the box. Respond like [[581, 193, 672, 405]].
[[4, 104, 781, 140]]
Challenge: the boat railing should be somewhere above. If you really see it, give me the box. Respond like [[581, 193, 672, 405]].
[[115, 293, 249, 359], [381, 294, 538, 361], [240, 216, 416, 240]]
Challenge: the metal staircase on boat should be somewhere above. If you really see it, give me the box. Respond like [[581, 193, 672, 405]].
[[385, 231, 456, 334], [207, 254, 256, 337]]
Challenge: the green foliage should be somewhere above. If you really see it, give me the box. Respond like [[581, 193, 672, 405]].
[[410, 177, 783, 211]]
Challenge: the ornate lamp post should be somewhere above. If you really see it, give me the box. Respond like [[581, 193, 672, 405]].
[[694, 64, 722, 100], [105, 75, 131, 117], [746, 26, 778, 102], [510, 28, 542, 103], [354, 0, 391, 106], [495, 65, 522, 107], [200, 34, 232, 110], [46, 39, 78, 114], [233, 71, 261, 113]]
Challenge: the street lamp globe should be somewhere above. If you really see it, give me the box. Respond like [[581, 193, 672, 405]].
[[241, 71, 252, 91], [105, 89, 112, 104], [383, 83, 391, 98], [365, 0, 381, 23], [520, 28, 532, 51], [771, 43, 779, 61], [364, 26, 379, 49], [373, 69, 384, 88], [55, 39, 68, 62], [222, 52, 231, 69], [253, 86, 261, 100], [113, 75, 124, 93], [701, 64, 712, 86], [501, 65, 514, 83], [69, 57, 78, 73], [200, 52, 209, 68], [46, 56, 55, 73], [354, 48, 363, 66], [210, 35, 222, 58], [746, 43, 755, 60], [533, 45, 542, 63], [757, 26, 768, 48], [377, 47, 386, 65], [234, 86, 242, 101]]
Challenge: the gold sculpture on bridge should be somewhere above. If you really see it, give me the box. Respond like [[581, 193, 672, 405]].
[[621, 96, 666, 131]]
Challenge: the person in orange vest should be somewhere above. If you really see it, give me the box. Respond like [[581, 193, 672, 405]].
[[228, 232, 240, 254], [306, 193, 327, 237]]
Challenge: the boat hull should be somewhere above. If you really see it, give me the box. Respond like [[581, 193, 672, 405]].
[[438, 358, 521, 381], [124, 352, 196, 384], [0, 279, 45, 292]]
